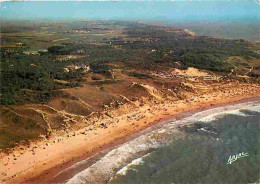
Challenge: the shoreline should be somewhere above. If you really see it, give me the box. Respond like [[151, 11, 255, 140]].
[[58, 95, 260, 184], [1, 90, 260, 183]]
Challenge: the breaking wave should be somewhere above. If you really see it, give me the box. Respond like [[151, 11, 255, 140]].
[[66, 99, 260, 184]]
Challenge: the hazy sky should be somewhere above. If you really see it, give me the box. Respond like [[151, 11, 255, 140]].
[[1, 0, 259, 22]]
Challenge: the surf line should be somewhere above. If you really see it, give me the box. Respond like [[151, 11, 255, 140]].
[[227, 152, 249, 165]]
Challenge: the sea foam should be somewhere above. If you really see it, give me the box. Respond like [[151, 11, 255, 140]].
[[66, 99, 260, 184]]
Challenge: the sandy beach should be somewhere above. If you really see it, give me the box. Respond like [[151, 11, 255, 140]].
[[0, 84, 260, 183], [1, 8, 260, 184]]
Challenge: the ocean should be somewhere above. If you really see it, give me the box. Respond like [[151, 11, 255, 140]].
[[1, 1, 260, 41], [60, 99, 260, 184], [168, 21, 260, 42]]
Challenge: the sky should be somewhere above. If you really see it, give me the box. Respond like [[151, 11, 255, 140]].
[[1, 0, 259, 22]]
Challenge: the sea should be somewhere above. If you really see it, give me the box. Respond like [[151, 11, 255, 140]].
[[1, 1, 260, 41], [49, 99, 260, 184]]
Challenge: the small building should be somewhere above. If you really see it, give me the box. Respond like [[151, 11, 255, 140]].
[[67, 55, 73, 60], [63, 68, 70, 73], [64, 64, 90, 72], [23, 51, 39, 55], [16, 43, 24, 47], [82, 65, 90, 72], [38, 49, 48, 54]]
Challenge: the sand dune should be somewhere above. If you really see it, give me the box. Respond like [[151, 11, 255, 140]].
[[0, 81, 259, 183]]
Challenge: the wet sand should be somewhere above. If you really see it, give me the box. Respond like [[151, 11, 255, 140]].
[[0, 85, 260, 183]]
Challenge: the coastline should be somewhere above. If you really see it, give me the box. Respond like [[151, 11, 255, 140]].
[[1, 88, 260, 183], [67, 97, 260, 184]]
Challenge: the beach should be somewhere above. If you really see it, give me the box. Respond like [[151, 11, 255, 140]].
[[1, 2, 260, 183], [0, 84, 260, 183], [67, 99, 260, 184]]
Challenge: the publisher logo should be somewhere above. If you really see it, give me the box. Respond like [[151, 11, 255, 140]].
[[227, 152, 249, 165]]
